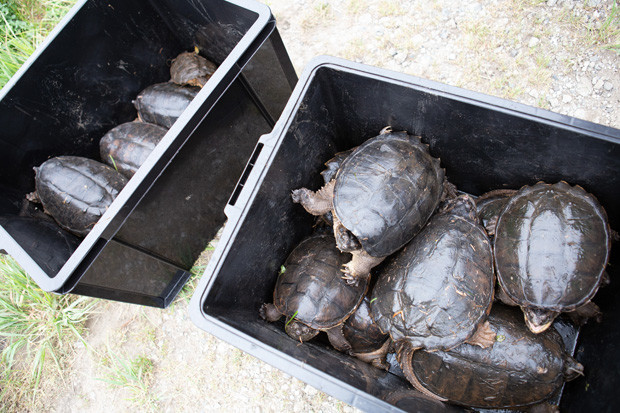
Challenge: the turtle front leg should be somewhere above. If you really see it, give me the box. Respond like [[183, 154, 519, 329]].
[[341, 250, 384, 286], [351, 339, 391, 371], [325, 325, 352, 353], [566, 301, 602, 326], [291, 179, 335, 216], [395, 342, 448, 402]]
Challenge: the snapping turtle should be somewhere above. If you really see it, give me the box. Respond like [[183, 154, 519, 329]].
[[260, 233, 368, 351], [170, 51, 217, 87], [27, 156, 127, 237], [342, 296, 390, 370], [404, 305, 584, 408], [292, 127, 448, 285], [370, 195, 496, 396], [133, 82, 200, 128], [100, 121, 168, 178], [493, 181, 611, 334], [475, 189, 513, 237]]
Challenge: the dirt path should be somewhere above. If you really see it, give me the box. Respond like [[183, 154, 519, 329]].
[[40, 1, 617, 412]]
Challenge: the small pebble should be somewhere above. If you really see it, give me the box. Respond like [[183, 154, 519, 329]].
[[603, 82, 613, 91], [528, 37, 540, 48]]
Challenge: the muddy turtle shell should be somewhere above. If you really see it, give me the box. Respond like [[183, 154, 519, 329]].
[[34, 156, 128, 237], [100, 121, 168, 178], [371, 198, 494, 350], [333, 131, 444, 258], [494, 181, 610, 312], [343, 296, 389, 354], [133, 82, 200, 128], [273, 234, 367, 329], [170, 51, 217, 87], [410, 305, 582, 408]]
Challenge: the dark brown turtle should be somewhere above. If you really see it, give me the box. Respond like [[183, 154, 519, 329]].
[[100, 121, 168, 178], [27, 156, 128, 237], [292, 127, 450, 285], [319, 148, 356, 185], [260, 233, 368, 351], [493, 181, 611, 334], [342, 296, 390, 370], [170, 51, 217, 87], [404, 304, 584, 408], [474, 189, 513, 237], [369, 195, 496, 398], [133, 82, 200, 128]]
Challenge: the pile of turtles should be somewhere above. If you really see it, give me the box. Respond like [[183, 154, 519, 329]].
[[261, 127, 612, 410], [23, 51, 216, 237]]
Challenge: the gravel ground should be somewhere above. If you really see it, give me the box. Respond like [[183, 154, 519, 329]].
[[36, 0, 618, 412]]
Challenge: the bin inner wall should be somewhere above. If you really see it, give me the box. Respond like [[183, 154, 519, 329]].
[[202, 66, 620, 410]]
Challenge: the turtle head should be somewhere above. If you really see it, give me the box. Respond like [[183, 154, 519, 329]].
[[285, 319, 319, 342], [523, 307, 559, 334], [334, 220, 362, 252], [438, 194, 477, 222]]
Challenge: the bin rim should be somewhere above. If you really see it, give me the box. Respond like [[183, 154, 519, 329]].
[[188, 54, 620, 412], [0, 0, 276, 292]]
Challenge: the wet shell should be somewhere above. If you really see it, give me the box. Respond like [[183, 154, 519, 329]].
[[133, 82, 200, 128], [273, 234, 367, 329], [409, 305, 583, 409], [33, 156, 128, 236], [494, 181, 610, 312], [371, 196, 494, 350], [100, 121, 168, 178], [343, 296, 389, 354], [170, 51, 217, 87], [333, 130, 444, 258]]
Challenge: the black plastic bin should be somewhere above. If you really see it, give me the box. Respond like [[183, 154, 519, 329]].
[[0, 0, 297, 308], [189, 56, 620, 411]]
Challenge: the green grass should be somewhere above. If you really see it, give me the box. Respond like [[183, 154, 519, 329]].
[[0, 0, 76, 88], [0, 255, 97, 407], [98, 346, 158, 408]]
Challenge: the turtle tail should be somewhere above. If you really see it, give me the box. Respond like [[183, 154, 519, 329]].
[[395, 342, 448, 402]]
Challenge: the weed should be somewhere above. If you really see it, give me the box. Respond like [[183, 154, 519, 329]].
[[376, 0, 406, 18], [300, 1, 332, 29], [588, 0, 620, 52], [98, 346, 158, 409], [0, 0, 76, 88], [0, 255, 96, 406]]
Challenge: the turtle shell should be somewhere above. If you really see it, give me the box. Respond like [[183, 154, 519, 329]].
[[343, 296, 389, 354], [475, 190, 512, 237], [333, 130, 444, 258], [410, 305, 583, 408], [494, 181, 610, 312], [133, 82, 200, 128], [100, 121, 168, 178], [170, 51, 217, 87], [273, 234, 367, 329], [320, 148, 355, 185], [371, 196, 494, 350], [33, 156, 128, 237]]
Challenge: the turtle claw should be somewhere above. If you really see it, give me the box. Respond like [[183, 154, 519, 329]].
[[341, 263, 361, 286]]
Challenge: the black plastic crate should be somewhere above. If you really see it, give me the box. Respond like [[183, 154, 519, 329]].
[[0, 0, 297, 308], [189, 56, 620, 411]]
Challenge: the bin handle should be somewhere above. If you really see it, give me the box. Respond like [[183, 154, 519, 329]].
[[224, 132, 275, 221]]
